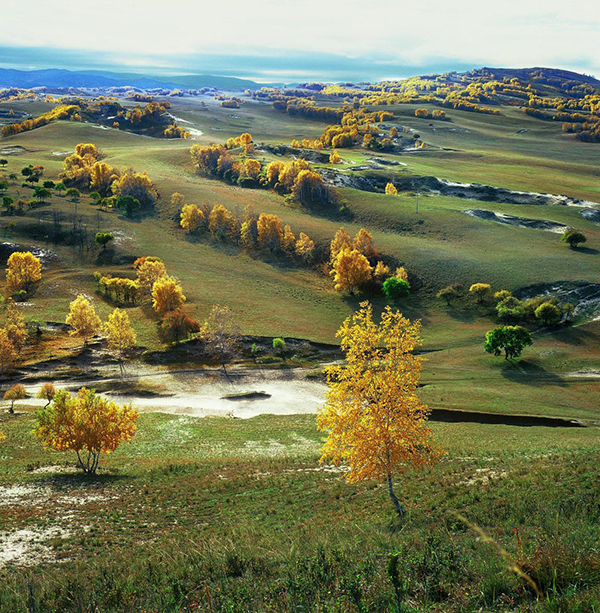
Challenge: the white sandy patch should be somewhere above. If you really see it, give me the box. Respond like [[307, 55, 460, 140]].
[[0, 481, 116, 508], [109, 377, 326, 419], [460, 467, 508, 486], [0, 526, 72, 567]]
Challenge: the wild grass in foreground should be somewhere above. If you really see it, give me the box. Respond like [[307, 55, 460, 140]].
[[0, 409, 599, 611]]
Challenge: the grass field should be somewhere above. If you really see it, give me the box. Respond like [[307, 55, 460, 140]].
[[1, 406, 599, 612]]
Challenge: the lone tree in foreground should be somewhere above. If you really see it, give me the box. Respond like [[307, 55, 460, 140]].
[[34, 387, 138, 474], [317, 302, 442, 516], [561, 229, 586, 249], [484, 325, 533, 360]]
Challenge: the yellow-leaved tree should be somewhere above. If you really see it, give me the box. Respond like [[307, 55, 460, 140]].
[[34, 387, 138, 474], [385, 183, 398, 195], [0, 328, 16, 374], [5, 251, 42, 295], [104, 308, 137, 376], [317, 302, 441, 515], [152, 276, 186, 314], [330, 228, 352, 263], [257, 213, 283, 251], [295, 232, 315, 261], [135, 257, 167, 296], [4, 383, 26, 414], [331, 248, 372, 293], [180, 204, 205, 234], [66, 295, 102, 345], [209, 204, 238, 240], [37, 382, 56, 408]]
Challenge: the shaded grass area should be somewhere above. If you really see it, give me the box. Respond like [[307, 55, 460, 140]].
[[0, 409, 599, 612]]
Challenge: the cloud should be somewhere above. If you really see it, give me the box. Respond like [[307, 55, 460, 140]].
[[1, 0, 599, 81]]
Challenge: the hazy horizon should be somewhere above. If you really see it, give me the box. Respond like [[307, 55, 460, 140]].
[[1, 0, 599, 83]]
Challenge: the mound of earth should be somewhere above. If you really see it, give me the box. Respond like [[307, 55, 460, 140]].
[[581, 209, 600, 223], [321, 169, 598, 207], [464, 209, 568, 232], [515, 281, 600, 318]]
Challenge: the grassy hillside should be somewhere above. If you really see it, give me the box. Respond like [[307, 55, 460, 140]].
[[1, 407, 599, 612], [0, 73, 599, 610]]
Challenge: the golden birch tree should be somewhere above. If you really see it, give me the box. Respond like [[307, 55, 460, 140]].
[[317, 302, 441, 515], [66, 295, 102, 345]]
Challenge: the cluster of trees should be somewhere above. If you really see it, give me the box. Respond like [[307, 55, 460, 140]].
[[221, 98, 241, 108], [441, 93, 501, 114], [94, 256, 199, 345], [65, 295, 137, 376], [414, 109, 447, 120], [436, 281, 574, 327], [225, 132, 254, 154], [329, 228, 409, 297], [568, 122, 600, 143], [189, 142, 337, 208], [179, 202, 317, 262], [62, 143, 159, 211], [317, 109, 396, 151], [1, 97, 189, 139], [1, 104, 82, 137]]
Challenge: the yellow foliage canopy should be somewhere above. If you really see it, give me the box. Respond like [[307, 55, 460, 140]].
[[180, 204, 205, 233], [34, 387, 138, 474], [104, 308, 137, 358], [208, 204, 238, 240], [257, 214, 283, 251], [136, 258, 167, 295], [331, 248, 372, 293], [5, 251, 42, 294], [317, 302, 441, 512], [66, 295, 102, 343], [152, 276, 186, 314]]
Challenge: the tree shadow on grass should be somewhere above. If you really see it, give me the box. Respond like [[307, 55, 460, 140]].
[[442, 307, 476, 323], [500, 359, 566, 387], [37, 470, 129, 491], [574, 246, 600, 255]]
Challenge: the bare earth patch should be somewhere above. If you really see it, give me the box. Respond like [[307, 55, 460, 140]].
[[0, 526, 72, 567]]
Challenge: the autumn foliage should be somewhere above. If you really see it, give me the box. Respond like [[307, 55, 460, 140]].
[[5, 251, 42, 295], [152, 276, 186, 314], [66, 295, 102, 344], [317, 302, 441, 515], [34, 387, 138, 474]]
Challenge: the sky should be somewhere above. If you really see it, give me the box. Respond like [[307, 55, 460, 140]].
[[1, 0, 599, 83]]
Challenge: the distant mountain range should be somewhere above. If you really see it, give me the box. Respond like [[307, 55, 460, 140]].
[[0, 65, 597, 93], [0, 68, 264, 91]]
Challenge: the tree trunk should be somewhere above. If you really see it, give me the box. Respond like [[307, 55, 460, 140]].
[[9, 401, 14, 414], [387, 473, 406, 516]]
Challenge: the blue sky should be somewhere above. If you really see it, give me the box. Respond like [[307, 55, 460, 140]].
[[1, 0, 599, 82]]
